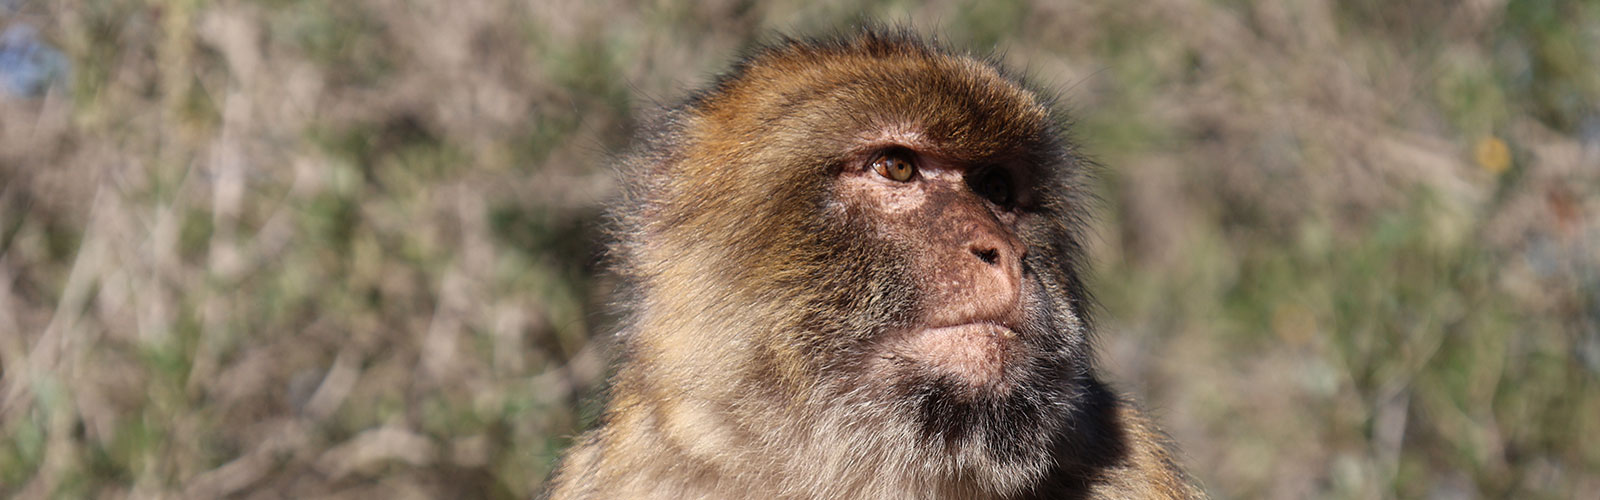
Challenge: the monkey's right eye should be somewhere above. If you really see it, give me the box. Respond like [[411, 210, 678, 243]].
[[871, 152, 917, 182]]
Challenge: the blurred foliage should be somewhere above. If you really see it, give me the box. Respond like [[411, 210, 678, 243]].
[[1, 0, 1597, 498]]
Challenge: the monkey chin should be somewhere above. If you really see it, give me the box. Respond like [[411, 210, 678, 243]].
[[886, 322, 1023, 395]]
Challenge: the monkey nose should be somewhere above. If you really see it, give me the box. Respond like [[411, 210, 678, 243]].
[[968, 234, 1023, 276], [966, 238, 1023, 295], [970, 246, 1001, 265], [920, 234, 1026, 331]]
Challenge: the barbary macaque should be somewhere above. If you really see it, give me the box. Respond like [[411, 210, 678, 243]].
[[547, 30, 1204, 500]]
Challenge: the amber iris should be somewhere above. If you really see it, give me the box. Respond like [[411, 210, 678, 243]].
[[872, 152, 917, 182]]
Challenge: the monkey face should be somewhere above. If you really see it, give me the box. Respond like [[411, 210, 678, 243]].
[[617, 33, 1098, 489], [812, 127, 1092, 468], [834, 145, 1034, 390]]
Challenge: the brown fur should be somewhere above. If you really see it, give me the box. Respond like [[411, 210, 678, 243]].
[[546, 29, 1204, 499]]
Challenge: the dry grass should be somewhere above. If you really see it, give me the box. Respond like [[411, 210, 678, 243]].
[[1, 0, 1597, 498]]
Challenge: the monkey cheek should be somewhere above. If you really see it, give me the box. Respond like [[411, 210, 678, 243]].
[[885, 323, 1020, 393]]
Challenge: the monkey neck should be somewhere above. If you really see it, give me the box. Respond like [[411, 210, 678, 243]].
[[595, 350, 1156, 499]]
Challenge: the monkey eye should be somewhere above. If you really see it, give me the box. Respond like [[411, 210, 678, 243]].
[[871, 151, 917, 182], [968, 167, 1015, 208]]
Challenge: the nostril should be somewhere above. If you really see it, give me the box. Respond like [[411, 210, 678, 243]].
[[972, 247, 999, 265]]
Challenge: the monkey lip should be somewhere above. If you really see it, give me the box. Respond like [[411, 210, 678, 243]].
[[892, 322, 1020, 389]]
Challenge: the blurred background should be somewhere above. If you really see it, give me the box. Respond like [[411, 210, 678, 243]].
[[1, 0, 1597, 498]]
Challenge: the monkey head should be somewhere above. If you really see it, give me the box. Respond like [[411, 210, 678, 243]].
[[612, 31, 1099, 495]]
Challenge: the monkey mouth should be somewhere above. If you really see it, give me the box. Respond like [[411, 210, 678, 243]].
[[889, 322, 1021, 391]]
